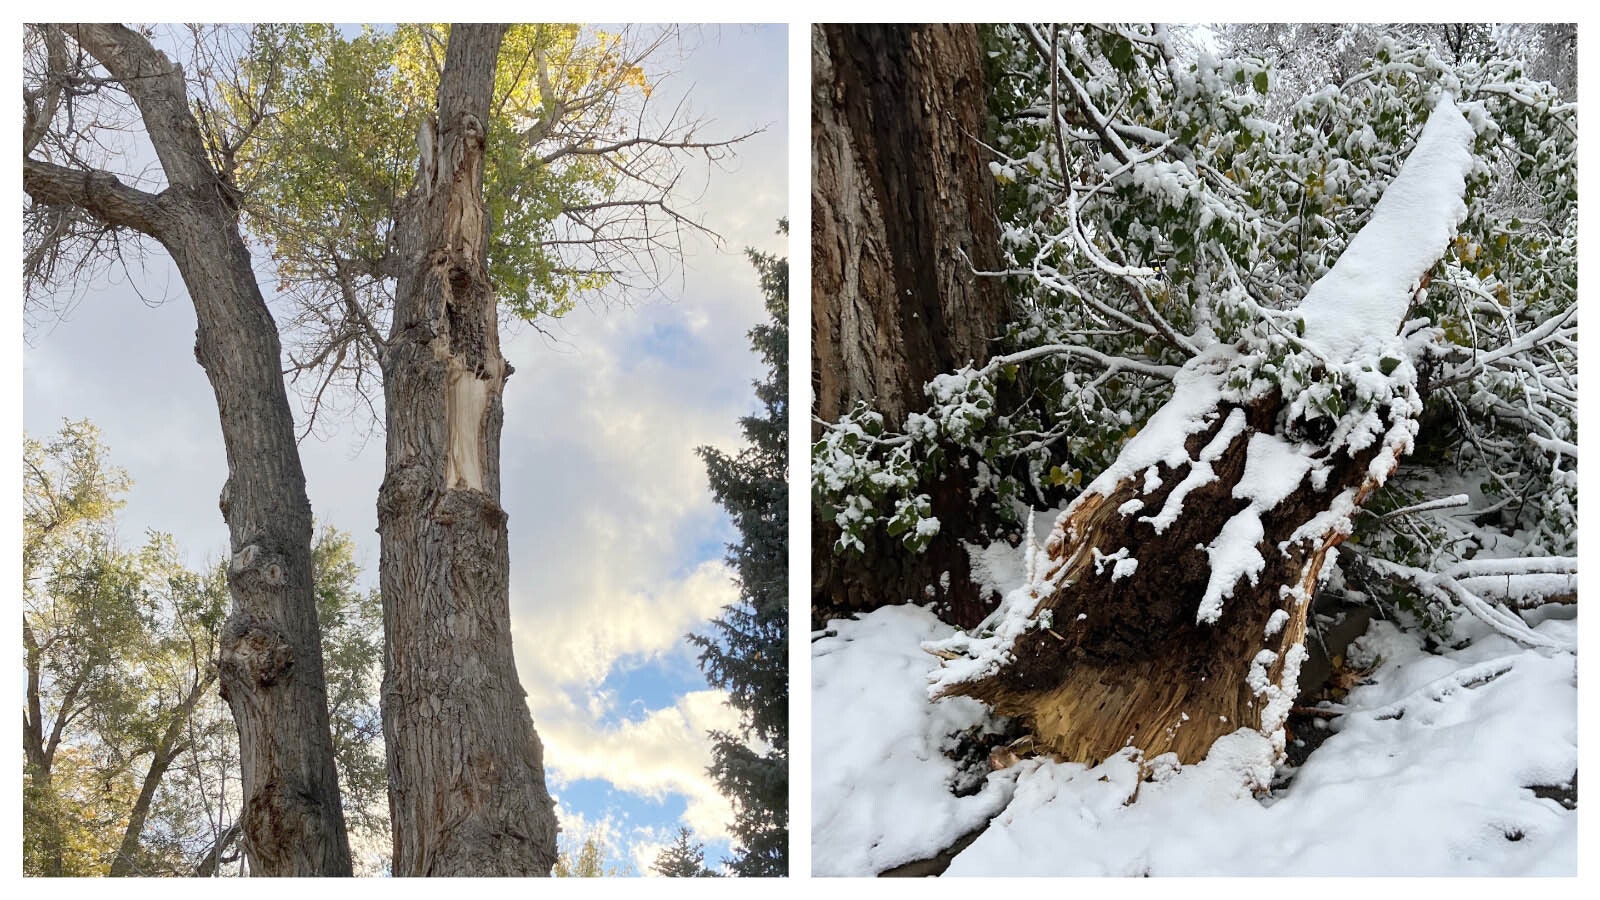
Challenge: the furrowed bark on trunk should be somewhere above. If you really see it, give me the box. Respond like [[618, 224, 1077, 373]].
[[379, 23, 558, 877], [23, 24, 351, 876], [811, 23, 1012, 628]]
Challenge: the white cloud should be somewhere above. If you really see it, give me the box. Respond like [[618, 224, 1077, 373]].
[[515, 560, 738, 691], [497, 214, 767, 836], [632, 832, 671, 878], [500, 280, 756, 847], [542, 689, 740, 841], [551, 810, 700, 877]]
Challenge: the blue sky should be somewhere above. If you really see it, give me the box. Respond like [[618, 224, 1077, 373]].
[[20, 22, 787, 875]]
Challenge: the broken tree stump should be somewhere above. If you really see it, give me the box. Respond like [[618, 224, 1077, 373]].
[[928, 95, 1477, 770]]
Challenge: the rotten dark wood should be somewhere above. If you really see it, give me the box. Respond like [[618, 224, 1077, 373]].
[[943, 390, 1399, 766]]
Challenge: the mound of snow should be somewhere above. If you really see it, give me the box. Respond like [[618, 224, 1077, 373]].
[[811, 606, 1017, 876], [814, 602, 1575, 876]]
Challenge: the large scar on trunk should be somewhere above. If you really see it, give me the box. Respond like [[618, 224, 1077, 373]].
[[445, 359, 491, 492], [431, 110, 499, 494]]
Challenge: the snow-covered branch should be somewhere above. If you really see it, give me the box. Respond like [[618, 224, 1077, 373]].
[[1366, 556, 1575, 650]]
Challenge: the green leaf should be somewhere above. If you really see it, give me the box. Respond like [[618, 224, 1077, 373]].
[[1108, 38, 1135, 73]]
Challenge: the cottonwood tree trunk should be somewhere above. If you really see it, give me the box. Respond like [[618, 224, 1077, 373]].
[[22, 24, 351, 876], [811, 23, 1012, 627], [378, 23, 558, 877], [22, 621, 68, 875]]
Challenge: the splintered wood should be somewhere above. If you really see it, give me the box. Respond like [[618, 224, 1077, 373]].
[[939, 396, 1401, 766]]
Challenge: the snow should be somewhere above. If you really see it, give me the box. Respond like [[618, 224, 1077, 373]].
[[1197, 431, 1317, 623], [815, 84, 1571, 879], [1140, 407, 1247, 534], [1077, 350, 1231, 505], [1198, 513, 1265, 623], [811, 606, 1016, 876], [1235, 431, 1316, 507], [1086, 546, 1141, 582], [1263, 608, 1290, 637], [1111, 556, 1138, 581], [814, 603, 1576, 876], [1298, 95, 1476, 360]]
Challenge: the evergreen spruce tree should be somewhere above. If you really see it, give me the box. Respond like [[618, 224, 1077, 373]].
[[689, 223, 788, 876], [650, 826, 715, 877]]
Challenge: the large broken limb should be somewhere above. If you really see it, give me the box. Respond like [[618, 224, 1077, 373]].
[[929, 377, 1397, 765], [929, 96, 1478, 768]]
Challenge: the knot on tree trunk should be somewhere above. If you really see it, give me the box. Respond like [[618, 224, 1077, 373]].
[[241, 776, 338, 877], [378, 463, 432, 521], [219, 614, 296, 693], [434, 487, 507, 529], [228, 542, 289, 588]]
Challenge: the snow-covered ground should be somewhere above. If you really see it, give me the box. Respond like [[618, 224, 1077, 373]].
[[812, 586, 1575, 876]]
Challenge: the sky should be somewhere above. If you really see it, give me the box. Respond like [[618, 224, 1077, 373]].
[[20, 23, 787, 875]]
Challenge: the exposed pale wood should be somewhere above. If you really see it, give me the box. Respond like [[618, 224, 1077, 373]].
[[943, 392, 1402, 766]]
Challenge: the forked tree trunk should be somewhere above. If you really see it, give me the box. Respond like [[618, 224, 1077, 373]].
[[811, 23, 1012, 627], [23, 24, 351, 876], [194, 823, 243, 877], [934, 95, 1477, 771], [379, 24, 558, 876]]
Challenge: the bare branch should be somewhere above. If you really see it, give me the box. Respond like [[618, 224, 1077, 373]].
[[23, 26, 69, 156], [538, 127, 761, 166], [24, 156, 167, 236]]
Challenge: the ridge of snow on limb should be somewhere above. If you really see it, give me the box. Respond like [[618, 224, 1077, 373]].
[[1298, 94, 1476, 359]]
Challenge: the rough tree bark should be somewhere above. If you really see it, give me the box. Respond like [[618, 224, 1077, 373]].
[[378, 23, 559, 876], [22, 619, 69, 876], [22, 24, 351, 876], [811, 23, 1012, 627]]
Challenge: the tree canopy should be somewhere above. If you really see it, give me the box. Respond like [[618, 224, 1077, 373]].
[[216, 23, 745, 432], [23, 421, 387, 877]]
